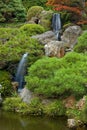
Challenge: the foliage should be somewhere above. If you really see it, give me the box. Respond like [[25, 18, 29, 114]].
[[25, 52, 87, 98], [44, 100, 66, 117], [3, 97, 28, 112], [20, 24, 45, 36], [22, 0, 47, 10], [3, 97, 43, 115], [27, 6, 44, 21], [74, 32, 87, 53], [0, 71, 12, 97], [28, 98, 43, 115], [39, 10, 53, 30], [0, 27, 44, 70], [66, 108, 81, 119], [0, 0, 26, 22], [46, 0, 87, 24]]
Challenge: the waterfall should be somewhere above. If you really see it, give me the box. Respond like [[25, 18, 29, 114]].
[[52, 13, 61, 40], [15, 53, 28, 92]]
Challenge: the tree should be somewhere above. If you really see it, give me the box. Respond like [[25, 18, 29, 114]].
[[46, 0, 87, 24], [0, 0, 26, 22]]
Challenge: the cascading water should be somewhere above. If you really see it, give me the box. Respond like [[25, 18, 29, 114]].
[[52, 13, 61, 40], [15, 53, 28, 92]]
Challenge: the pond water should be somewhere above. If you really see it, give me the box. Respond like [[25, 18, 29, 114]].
[[0, 110, 86, 130]]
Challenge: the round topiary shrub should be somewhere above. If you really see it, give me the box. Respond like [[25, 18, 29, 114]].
[[20, 24, 45, 36], [74, 32, 87, 53], [25, 52, 87, 98], [27, 6, 44, 21]]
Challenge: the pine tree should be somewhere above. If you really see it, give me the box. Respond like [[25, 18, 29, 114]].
[[0, 0, 26, 22]]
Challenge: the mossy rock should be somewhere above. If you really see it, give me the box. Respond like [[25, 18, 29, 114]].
[[39, 10, 53, 30], [27, 6, 44, 21]]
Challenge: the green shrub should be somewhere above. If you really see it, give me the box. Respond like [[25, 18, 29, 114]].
[[20, 24, 45, 36], [44, 100, 66, 117], [0, 27, 44, 70], [0, 0, 26, 22], [22, 0, 47, 10], [3, 97, 28, 113], [27, 6, 44, 21], [66, 108, 81, 119], [25, 52, 87, 98], [28, 97, 43, 115], [0, 71, 12, 97], [74, 32, 87, 53]]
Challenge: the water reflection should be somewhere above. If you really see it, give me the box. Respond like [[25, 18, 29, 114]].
[[0, 110, 86, 130]]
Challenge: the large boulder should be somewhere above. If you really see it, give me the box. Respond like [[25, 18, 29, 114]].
[[61, 26, 82, 49], [32, 31, 56, 44], [19, 87, 32, 104], [44, 40, 65, 58]]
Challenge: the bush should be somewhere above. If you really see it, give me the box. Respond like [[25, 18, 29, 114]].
[[0, 71, 12, 97], [3, 97, 28, 113], [27, 6, 44, 21], [44, 100, 66, 117], [66, 108, 81, 119], [0, 27, 44, 70], [28, 97, 43, 115], [22, 0, 47, 10], [74, 32, 87, 53], [0, 0, 26, 22], [20, 24, 45, 36], [25, 52, 87, 98]]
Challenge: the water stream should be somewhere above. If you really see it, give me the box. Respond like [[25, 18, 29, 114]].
[[52, 13, 61, 40], [15, 53, 28, 92]]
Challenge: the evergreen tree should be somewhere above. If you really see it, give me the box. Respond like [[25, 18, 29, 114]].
[[0, 0, 26, 22]]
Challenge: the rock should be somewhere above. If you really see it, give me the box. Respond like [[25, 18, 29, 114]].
[[76, 96, 86, 110], [27, 17, 39, 24], [32, 31, 56, 44], [63, 95, 76, 108], [67, 119, 77, 128], [44, 40, 65, 58], [19, 87, 32, 104], [12, 82, 19, 91], [61, 25, 82, 49]]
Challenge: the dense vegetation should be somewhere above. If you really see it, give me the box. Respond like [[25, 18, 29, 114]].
[[25, 52, 87, 98], [1, 0, 87, 127], [0, 0, 26, 22]]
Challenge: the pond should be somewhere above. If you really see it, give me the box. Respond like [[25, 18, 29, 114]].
[[0, 110, 86, 130]]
